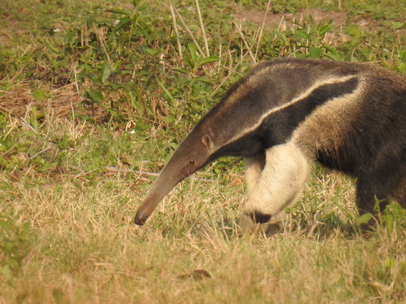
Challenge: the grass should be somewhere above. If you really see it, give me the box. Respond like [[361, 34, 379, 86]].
[[1, 0, 405, 303]]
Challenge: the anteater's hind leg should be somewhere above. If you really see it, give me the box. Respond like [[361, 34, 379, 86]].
[[356, 169, 406, 230], [239, 141, 312, 235], [393, 178, 406, 208]]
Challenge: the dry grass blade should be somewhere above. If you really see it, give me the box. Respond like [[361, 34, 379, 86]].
[[233, 22, 257, 64], [169, 4, 183, 60], [194, 0, 210, 57], [172, 4, 205, 57], [255, 0, 273, 59]]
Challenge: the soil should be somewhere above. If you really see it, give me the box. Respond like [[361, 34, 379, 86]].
[[235, 7, 348, 28], [0, 80, 90, 121]]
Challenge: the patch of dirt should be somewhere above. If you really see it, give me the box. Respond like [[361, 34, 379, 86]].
[[234, 7, 354, 47], [236, 7, 348, 28], [0, 82, 77, 117], [0, 82, 106, 121]]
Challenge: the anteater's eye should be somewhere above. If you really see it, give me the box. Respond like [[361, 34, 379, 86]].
[[189, 159, 195, 164]]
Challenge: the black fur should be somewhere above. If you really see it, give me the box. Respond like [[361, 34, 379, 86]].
[[247, 212, 272, 224], [211, 77, 359, 158]]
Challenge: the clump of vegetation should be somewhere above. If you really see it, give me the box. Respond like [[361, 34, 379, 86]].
[[0, 0, 405, 302], [0, 215, 33, 283]]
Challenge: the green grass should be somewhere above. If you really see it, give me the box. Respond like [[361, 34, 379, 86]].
[[1, 0, 405, 302]]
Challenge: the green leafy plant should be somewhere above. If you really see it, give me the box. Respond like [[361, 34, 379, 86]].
[[356, 197, 406, 233], [380, 202, 406, 233], [0, 216, 33, 282]]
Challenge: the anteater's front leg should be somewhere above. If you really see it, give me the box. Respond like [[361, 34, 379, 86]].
[[239, 141, 311, 235], [244, 152, 266, 198]]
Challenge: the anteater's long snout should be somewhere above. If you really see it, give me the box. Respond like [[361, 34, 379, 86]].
[[134, 133, 213, 225]]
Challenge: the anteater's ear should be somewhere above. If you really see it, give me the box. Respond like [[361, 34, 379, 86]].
[[202, 134, 214, 151]]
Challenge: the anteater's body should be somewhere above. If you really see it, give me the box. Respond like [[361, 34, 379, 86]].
[[135, 58, 406, 232]]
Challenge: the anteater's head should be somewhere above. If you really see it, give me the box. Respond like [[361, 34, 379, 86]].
[[134, 132, 214, 225]]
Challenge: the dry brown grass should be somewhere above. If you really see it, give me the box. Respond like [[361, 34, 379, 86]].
[[1, 121, 405, 303]]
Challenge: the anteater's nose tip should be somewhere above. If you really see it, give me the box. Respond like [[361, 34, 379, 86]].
[[134, 212, 148, 226]]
